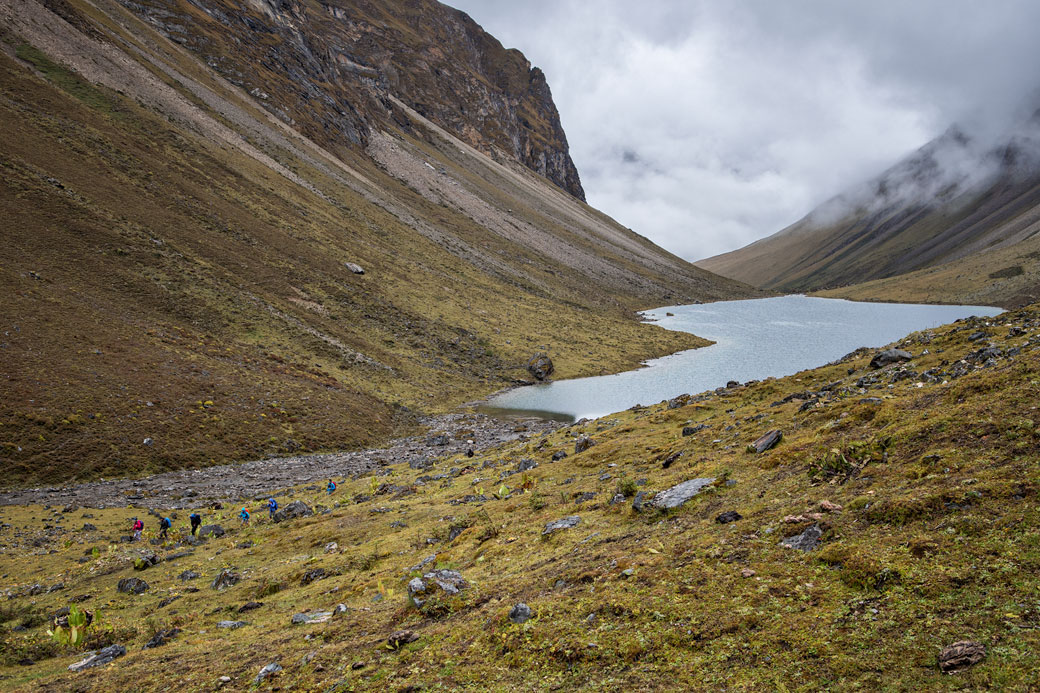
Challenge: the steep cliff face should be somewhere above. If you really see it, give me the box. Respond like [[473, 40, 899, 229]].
[[120, 0, 585, 199]]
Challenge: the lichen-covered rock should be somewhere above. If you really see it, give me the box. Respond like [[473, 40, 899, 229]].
[[780, 524, 823, 552], [387, 630, 419, 649], [198, 524, 225, 538], [939, 641, 986, 672], [574, 436, 594, 454], [509, 603, 533, 624], [211, 569, 240, 591], [408, 569, 468, 608], [526, 353, 554, 381], [291, 611, 333, 625], [650, 479, 716, 509]]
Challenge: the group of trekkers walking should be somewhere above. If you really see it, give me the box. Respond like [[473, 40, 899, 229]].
[[129, 479, 339, 538]]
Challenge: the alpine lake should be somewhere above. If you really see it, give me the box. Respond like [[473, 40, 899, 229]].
[[480, 295, 1003, 422]]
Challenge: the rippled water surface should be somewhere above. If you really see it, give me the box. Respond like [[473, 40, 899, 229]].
[[482, 295, 1002, 421]]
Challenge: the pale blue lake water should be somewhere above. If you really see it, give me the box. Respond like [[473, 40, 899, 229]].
[[480, 295, 1002, 421]]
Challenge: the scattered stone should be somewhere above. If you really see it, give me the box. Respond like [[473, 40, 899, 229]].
[[408, 569, 468, 608], [134, 553, 160, 571], [542, 516, 581, 535], [324, 542, 338, 554], [334, 604, 348, 615], [574, 436, 594, 454], [551, 450, 568, 461], [81, 523, 97, 532], [682, 424, 708, 436], [301, 568, 327, 586], [217, 620, 248, 629], [620, 568, 635, 579], [939, 641, 986, 673], [387, 630, 419, 649], [574, 492, 596, 504], [509, 603, 533, 624], [238, 601, 263, 613], [117, 577, 148, 595], [179, 570, 200, 581], [650, 478, 716, 509], [291, 611, 333, 625], [716, 510, 743, 524], [344, 262, 365, 274], [211, 569, 240, 591], [780, 524, 823, 552], [820, 500, 843, 513], [526, 353, 554, 381], [157, 596, 181, 609], [255, 662, 282, 684], [351, 661, 365, 670], [870, 349, 912, 369], [609, 493, 626, 506], [631, 491, 647, 513], [740, 568, 756, 578], [143, 628, 179, 649], [661, 451, 682, 469], [198, 525, 225, 538], [68, 644, 126, 671], [748, 430, 782, 454]]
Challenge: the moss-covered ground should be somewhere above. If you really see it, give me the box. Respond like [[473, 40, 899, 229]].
[[1, 305, 1039, 691]]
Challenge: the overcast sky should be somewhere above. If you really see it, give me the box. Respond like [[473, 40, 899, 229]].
[[447, 0, 1040, 261]]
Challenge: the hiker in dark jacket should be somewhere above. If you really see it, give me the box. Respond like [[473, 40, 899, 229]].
[[189, 512, 202, 536], [158, 516, 171, 539]]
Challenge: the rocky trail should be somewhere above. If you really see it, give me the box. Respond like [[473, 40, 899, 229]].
[[0, 413, 561, 510]]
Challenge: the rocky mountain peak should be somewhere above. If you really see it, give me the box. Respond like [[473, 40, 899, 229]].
[[122, 0, 585, 199]]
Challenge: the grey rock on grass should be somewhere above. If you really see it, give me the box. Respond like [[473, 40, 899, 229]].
[[68, 644, 126, 671], [780, 524, 823, 552], [649, 479, 715, 509], [542, 516, 581, 535]]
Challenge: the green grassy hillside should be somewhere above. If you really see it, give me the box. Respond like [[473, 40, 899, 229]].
[[1, 305, 1037, 690]]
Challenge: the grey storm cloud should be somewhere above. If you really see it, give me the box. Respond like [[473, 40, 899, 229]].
[[446, 0, 1040, 260]]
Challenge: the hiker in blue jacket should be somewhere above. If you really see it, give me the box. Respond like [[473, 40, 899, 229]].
[[239, 507, 250, 525], [327, 479, 337, 495], [268, 497, 278, 520], [158, 516, 171, 539]]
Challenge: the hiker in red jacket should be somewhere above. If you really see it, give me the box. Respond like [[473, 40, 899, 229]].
[[132, 517, 144, 542]]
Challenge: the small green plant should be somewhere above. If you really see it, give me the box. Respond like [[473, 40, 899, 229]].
[[495, 484, 509, 499], [47, 606, 91, 648], [527, 491, 547, 511], [617, 479, 638, 497]]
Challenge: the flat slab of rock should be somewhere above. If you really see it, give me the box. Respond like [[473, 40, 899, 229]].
[[542, 516, 581, 535], [780, 524, 823, 552], [650, 478, 715, 509], [870, 348, 912, 369], [69, 644, 125, 671], [749, 430, 782, 454], [291, 611, 333, 625]]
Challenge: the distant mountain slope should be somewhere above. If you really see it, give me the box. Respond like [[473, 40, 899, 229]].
[[697, 120, 1040, 305], [0, 0, 757, 484]]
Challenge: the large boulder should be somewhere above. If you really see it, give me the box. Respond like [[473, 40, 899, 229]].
[[650, 478, 716, 509], [211, 569, 240, 591], [197, 524, 225, 538], [273, 501, 313, 523], [117, 577, 148, 595], [870, 349, 912, 369], [526, 353, 554, 381]]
